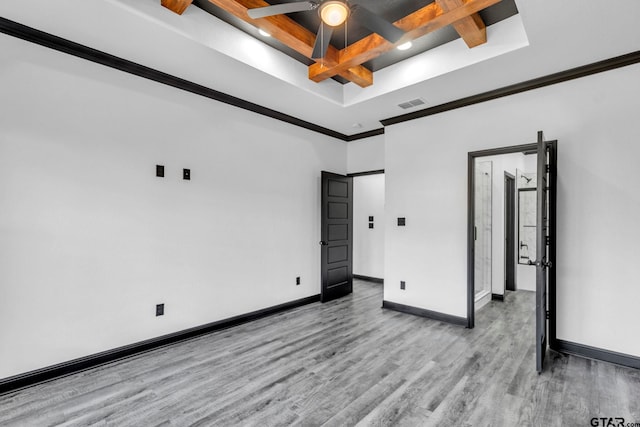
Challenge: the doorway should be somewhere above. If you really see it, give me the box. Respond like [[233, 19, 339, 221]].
[[467, 134, 557, 373], [472, 152, 534, 311], [469, 146, 539, 318], [350, 171, 385, 284], [320, 169, 384, 303]]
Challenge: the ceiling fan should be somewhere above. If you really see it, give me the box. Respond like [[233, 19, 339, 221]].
[[247, 1, 405, 59]]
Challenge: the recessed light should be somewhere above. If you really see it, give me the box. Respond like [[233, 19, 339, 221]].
[[259, 29, 271, 37], [397, 41, 412, 51]]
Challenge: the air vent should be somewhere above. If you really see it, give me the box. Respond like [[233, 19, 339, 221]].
[[398, 98, 426, 109]]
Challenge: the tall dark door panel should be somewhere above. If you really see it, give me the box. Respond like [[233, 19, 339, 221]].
[[320, 171, 353, 303], [535, 131, 557, 373], [505, 174, 516, 292]]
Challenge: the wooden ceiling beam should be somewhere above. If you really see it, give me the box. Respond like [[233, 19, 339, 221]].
[[436, 0, 486, 48], [309, 0, 501, 83], [161, 0, 194, 15], [207, 0, 373, 87]]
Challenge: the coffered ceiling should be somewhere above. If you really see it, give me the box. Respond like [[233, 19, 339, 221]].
[[190, 0, 519, 85], [1, 0, 639, 137]]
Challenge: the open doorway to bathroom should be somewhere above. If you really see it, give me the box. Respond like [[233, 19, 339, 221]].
[[468, 134, 557, 373], [472, 151, 538, 312], [468, 144, 541, 317]]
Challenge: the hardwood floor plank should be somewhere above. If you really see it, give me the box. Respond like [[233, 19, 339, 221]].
[[352, 361, 437, 426], [1, 280, 639, 426]]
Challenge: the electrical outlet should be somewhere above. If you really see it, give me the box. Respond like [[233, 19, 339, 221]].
[[369, 223, 374, 229], [296, 276, 301, 286], [156, 303, 164, 316], [183, 168, 191, 180], [369, 216, 374, 221], [400, 281, 406, 290], [398, 217, 406, 226], [156, 165, 165, 177]]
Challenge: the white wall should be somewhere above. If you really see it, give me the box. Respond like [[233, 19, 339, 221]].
[[353, 174, 385, 279], [384, 62, 640, 357], [347, 134, 384, 173], [516, 264, 536, 292], [0, 35, 345, 379]]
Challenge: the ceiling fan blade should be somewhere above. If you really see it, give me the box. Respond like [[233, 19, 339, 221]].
[[247, 1, 317, 19], [350, 5, 404, 43], [311, 22, 334, 59]]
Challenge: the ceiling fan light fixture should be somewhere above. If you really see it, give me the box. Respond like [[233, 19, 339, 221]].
[[319, 1, 350, 27]]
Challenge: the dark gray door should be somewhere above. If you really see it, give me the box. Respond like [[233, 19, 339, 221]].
[[320, 171, 353, 303], [535, 131, 556, 373], [505, 173, 516, 291]]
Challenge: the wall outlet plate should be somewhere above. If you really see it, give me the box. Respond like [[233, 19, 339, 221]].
[[369, 223, 374, 229], [369, 216, 374, 221], [400, 281, 406, 290], [156, 165, 165, 177], [156, 303, 164, 316], [397, 217, 406, 226], [296, 276, 301, 285], [183, 168, 190, 180]]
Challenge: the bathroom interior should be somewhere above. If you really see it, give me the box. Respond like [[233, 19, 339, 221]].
[[474, 152, 538, 310]]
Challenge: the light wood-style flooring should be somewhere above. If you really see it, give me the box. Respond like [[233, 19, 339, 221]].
[[1, 280, 639, 426]]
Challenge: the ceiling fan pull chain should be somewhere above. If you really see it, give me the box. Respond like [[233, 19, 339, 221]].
[[344, 18, 347, 50], [321, 24, 324, 68]]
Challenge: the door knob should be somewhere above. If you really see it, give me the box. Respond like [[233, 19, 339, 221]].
[[319, 241, 328, 246], [529, 259, 553, 268]]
